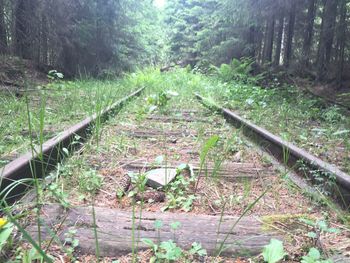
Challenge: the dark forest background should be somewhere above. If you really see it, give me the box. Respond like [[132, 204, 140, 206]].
[[0, 0, 349, 88], [0, 0, 164, 77]]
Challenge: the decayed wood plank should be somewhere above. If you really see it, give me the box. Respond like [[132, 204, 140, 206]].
[[118, 160, 276, 180], [147, 115, 207, 123], [27, 205, 283, 257], [118, 129, 216, 139]]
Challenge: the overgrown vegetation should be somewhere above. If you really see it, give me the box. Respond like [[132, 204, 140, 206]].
[[1, 69, 348, 262], [0, 1, 164, 77], [208, 65, 350, 174], [0, 78, 132, 165], [1, 0, 350, 261]]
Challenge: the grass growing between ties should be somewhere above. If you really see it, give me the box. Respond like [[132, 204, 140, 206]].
[[1, 68, 349, 262]]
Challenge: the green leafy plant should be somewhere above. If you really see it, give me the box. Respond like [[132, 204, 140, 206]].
[[170, 221, 181, 241], [300, 218, 340, 240], [146, 91, 178, 111], [78, 169, 103, 194], [142, 239, 183, 262], [47, 183, 70, 208], [20, 247, 45, 263], [47, 70, 64, 80], [301, 247, 332, 263], [64, 229, 79, 260], [189, 242, 207, 257], [0, 218, 14, 252], [194, 135, 219, 192], [262, 239, 287, 263], [162, 175, 196, 212], [211, 58, 262, 84], [157, 240, 183, 261]]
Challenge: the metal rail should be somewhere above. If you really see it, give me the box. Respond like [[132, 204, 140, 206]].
[[0, 87, 144, 201], [195, 93, 350, 207]]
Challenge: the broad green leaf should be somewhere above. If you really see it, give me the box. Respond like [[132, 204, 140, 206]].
[[262, 239, 287, 263], [142, 238, 156, 248], [0, 223, 14, 250], [189, 242, 207, 256], [308, 248, 321, 260], [301, 247, 322, 263]]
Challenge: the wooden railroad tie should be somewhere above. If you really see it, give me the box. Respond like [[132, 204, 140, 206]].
[[118, 160, 276, 180], [27, 205, 284, 257]]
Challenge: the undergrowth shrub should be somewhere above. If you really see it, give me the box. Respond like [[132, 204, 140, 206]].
[[211, 58, 263, 84]]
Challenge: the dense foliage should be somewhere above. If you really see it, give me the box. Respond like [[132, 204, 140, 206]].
[[164, 0, 350, 86], [0, 0, 163, 77]]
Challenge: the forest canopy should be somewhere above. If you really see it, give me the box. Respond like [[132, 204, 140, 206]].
[[0, 0, 349, 86], [0, 0, 165, 77], [164, 0, 349, 86]]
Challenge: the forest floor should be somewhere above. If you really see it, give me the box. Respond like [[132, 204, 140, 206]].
[[2, 69, 349, 262], [291, 77, 350, 111]]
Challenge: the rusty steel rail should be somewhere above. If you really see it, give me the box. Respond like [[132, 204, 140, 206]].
[[0, 87, 144, 201], [195, 93, 350, 207]]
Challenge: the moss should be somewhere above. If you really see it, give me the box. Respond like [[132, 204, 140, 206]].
[[261, 214, 314, 232]]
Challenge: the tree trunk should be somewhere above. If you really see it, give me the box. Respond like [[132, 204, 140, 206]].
[[336, 0, 347, 87], [256, 28, 264, 64], [263, 15, 275, 63], [14, 0, 28, 58], [317, 0, 339, 81], [302, 0, 317, 65], [274, 14, 284, 66], [247, 25, 256, 58], [40, 14, 48, 65], [14, 0, 39, 59], [283, 2, 296, 67], [0, 0, 7, 54]]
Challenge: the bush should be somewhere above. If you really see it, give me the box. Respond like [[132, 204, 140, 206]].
[[210, 58, 262, 84]]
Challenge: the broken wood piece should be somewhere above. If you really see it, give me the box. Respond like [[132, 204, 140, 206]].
[[27, 205, 284, 257]]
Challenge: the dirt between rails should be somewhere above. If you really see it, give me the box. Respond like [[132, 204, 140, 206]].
[[26, 97, 350, 262]]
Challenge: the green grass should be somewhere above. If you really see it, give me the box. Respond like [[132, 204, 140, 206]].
[[117, 68, 350, 173], [1, 68, 348, 262], [128, 68, 350, 174], [0, 79, 134, 166]]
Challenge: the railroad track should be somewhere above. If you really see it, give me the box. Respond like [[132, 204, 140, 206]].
[[195, 93, 350, 207], [0, 87, 144, 201], [0, 90, 349, 261]]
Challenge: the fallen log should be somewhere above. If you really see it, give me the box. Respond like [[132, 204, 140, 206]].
[[27, 205, 283, 257]]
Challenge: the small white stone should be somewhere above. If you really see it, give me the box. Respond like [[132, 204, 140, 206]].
[[146, 168, 178, 188]]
